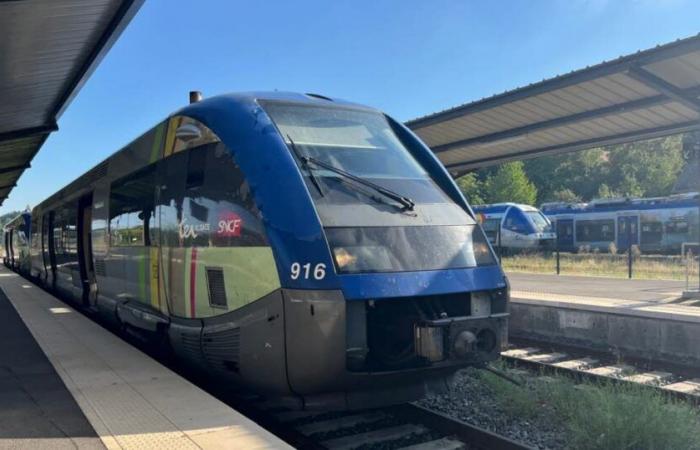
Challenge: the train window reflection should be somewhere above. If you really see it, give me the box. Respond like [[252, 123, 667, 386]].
[[575, 219, 615, 242], [157, 143, 268, 248], [109, 165, 156, 246]]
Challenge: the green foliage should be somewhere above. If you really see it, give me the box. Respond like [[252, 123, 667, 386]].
[[455, 172, 485, 205], [607, 136, 684, 197], [482, 161, 537, 205], [448, 135, 684, 208], [482, 367, 700, 450], [549, 188, 581, 203], [0, 210, 22, 230]]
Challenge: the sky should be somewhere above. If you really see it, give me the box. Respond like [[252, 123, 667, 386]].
[[3, 0, 700, 213]]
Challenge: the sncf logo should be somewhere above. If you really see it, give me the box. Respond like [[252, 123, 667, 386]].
[[217, 212, 242, 237]]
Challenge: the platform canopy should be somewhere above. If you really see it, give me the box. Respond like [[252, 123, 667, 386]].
[[407, 34, 700, 177], [0, 0, 144, 207]]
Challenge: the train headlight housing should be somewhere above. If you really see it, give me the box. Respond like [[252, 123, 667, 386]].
[[332, 247, 357, 270], [331, 245, 394, 272]]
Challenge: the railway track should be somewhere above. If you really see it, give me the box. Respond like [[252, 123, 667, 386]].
[[501, 340, 700, 403], [234, 398, 532, 450]]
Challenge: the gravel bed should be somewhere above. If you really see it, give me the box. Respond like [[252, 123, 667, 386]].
[[417, 367, 568, 449]]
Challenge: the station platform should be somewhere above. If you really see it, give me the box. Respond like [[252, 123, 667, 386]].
[[0, 267, 290, 449], [507, 273, 700, 367]]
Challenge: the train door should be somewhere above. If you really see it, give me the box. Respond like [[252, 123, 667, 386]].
[[617, 215, 639, 252], [8, 229, 14, 268], [41, 214, 50, 282], [77, 194, 96, 307], [47, 211, 57, 289], [556, 218, 575, 251], [3, 231, 8, 265]]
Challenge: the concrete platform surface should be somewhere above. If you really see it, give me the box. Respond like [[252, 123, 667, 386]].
[[0, 267, 290, 449], [508, 272, 686, 302], [0, 277, 103, 449], [508, 273, 700, 367]]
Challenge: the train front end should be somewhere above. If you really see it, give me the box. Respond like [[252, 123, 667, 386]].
[[183, 93, 509, 409], [258, 98, 508, 408]]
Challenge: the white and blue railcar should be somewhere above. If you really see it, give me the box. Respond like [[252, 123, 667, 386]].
[[542, 192, 700, 253], [472, 203, 556, 250]]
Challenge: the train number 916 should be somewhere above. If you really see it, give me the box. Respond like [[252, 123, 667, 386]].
[[290, 262, 326, 280]]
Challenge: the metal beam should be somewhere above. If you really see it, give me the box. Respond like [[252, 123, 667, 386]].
[[431, 88, 700, 154], [0, 123, 57, 144], [0, 163, 30, 175], [444, 119, 700, 173], [407, 34, 700, 129], [626, 66, 700, 113]]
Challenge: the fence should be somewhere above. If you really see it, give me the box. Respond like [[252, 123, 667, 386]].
[[494, 228, 700, 286]]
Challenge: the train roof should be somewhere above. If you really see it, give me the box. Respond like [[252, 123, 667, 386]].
[[472, 203, 539, 214], [541, 192, 699, 215], [176, 91, 376, 117], [33, 91, 380, 211]]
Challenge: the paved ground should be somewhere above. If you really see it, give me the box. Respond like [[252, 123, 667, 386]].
[[0, 266, 289, 450], [0, 287, 103, 449], [507, 272, 687, 302]]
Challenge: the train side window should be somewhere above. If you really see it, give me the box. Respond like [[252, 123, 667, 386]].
[[173, 142, 267, 248], [641, 220, 663, 244], [109, 165, 156, 246], [52, 205, 78, 266], [575, 219, 615, 242], [666, 219, 689, 237], [186, 149, 206, 190]]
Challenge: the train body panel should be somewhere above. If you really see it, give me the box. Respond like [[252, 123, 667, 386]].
[[7, 92, 509, 409], [542, 193, 699, 253]]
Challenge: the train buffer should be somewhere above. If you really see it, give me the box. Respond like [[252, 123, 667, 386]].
[[0, 265, 290, 449]]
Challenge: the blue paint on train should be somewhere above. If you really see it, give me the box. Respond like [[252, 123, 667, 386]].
[[340, 266, 507, 300]]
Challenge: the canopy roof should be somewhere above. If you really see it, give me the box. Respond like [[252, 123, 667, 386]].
[[406, 34, 700, 177], [0, 0, 143, 207]]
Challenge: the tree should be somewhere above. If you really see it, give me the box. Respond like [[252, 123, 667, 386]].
[[482, 161, 537, 205], [605, 135, 683, 198], [0, 210, 22, 230], [549, 188, 581, 203], [596, 183, 617, 199], [455, 172, 485, 205]]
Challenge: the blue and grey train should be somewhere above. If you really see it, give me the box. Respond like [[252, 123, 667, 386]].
[[542, 193, 700, 253], [3, 92, 509, 409], [472, 203, 556, 251]]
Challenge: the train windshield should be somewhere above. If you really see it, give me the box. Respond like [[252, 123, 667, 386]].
[[263, 102, 497, 272], [263, 102, 449, 207], [526, 211, 553, 233]]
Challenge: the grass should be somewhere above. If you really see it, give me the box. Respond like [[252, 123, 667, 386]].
[[480, 365, 700, 450], [501, 252, 699, 281]]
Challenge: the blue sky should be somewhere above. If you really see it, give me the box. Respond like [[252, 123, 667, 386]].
[[3, 0, 700, 212]]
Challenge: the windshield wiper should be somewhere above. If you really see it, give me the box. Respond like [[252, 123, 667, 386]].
[[300, 155, 415, 211], [287, 135, 324, 197]]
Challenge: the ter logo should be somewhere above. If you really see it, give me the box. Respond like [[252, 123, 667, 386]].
[[217, 211, 243, 237]]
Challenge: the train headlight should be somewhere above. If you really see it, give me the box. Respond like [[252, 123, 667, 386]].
[[332, 247, 358, 270]]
